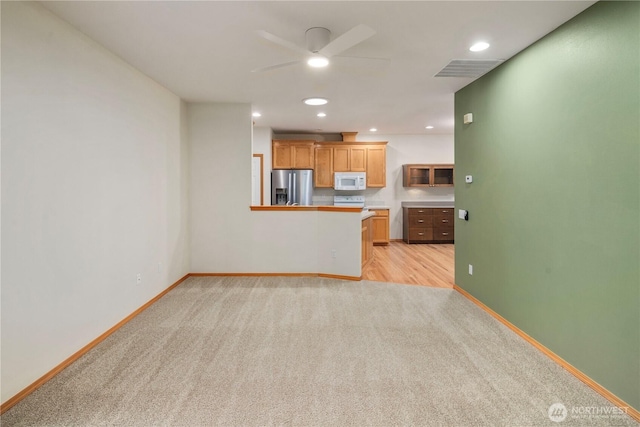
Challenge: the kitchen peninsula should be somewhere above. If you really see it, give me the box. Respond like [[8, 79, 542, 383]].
[[249, 205, 367, 279]]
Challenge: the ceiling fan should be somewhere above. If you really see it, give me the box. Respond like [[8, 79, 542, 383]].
[[252, 25, 377, 73]]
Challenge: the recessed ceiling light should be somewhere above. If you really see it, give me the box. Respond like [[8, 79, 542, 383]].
[[307, 56, 329, 68], [370, 128, 377, 132], [303, 97, 328, 106], [252, 112, 261, 118], [425, 125, 434, 129], [470, 41, 490, 52], [317, 112, 326, 117]]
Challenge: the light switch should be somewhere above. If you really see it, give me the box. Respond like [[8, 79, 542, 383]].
[[465, 175, 473, 183], [463, 113, 473, 124], [459, 209, 469, 221]]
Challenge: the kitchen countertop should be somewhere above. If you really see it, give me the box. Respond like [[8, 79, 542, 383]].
[[250, 205, 361, 212], [365, 205, 390, 210], [401, 201, 455, 208], [361, 210, 376, 220]]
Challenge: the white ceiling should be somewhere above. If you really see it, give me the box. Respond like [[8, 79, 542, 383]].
[[41, 1, 595, 135]]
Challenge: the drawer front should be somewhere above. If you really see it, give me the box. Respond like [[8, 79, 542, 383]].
[[409, 228, 433, 241], [433, 227, 454, 241], [408, 215, 431, 227], [433, 208, 453, 216], [371, 209, 389, 217], [408, 208, 432, 215], [433, 215, 453, 227]]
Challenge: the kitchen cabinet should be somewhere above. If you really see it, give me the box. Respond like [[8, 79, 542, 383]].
[[403, 207, 454, 243], [362, 216, 374, 268], [333, 146, 366, 172], [311, 142, 387, 189], [314, 146, 333, 187], [366, 146, 386, 187], [371, 209, 390, 245], [432, 208, 454, 241], [272, 140, 315, 169], [402, 164, 454, 187]]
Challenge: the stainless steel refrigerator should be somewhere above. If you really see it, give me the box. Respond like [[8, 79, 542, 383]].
[[271, 169, 313, 206]]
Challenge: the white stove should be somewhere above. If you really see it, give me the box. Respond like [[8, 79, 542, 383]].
[[333, 195, 365, 208]]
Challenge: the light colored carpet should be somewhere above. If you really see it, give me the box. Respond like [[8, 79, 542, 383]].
[[2, 276, 637, 426]]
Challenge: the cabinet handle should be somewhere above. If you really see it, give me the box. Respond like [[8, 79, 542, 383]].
[[418, 220, 424, 223], [442, 210, 449, 213], [442, 233, 449, 236], [442, 219, 448, 223], [417, 210, 424, 213], [418, 233, 424, 236]]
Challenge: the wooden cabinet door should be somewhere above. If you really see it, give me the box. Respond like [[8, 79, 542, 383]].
[[366, 147, 386, 187], [361, 219, 368, 267], [272, 143, 292, 169], [333, 147, 350, 172], [350, 147, 367, 171], [371, 209, 390, 245], [403, 165, 431, 186], [403, 164, 454, 187], [292, 144, 314, 169], [432, 165, 454, 186], [314, 147, 333, 188]]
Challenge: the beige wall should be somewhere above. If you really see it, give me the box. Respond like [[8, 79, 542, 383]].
[[1, 2, 190, 403], [189, 105, 361, 277]]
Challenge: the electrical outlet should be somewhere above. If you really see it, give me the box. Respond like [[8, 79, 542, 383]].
[[468, 265, 473, 275], [136, 273, 142, 284]]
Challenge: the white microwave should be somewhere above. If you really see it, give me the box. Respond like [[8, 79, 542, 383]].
[[334, 172, 366, 190]]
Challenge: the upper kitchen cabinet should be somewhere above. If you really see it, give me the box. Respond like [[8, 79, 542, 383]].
[[272, 140, 315, 169], [314, 146, 333, 188], [403, 164, 454, 187], [333, 146, 366, 172], [366, 146, 386, 187]]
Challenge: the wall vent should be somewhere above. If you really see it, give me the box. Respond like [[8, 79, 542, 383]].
[[435, 59, 504, 78]]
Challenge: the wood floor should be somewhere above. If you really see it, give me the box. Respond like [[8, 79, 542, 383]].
[[362, 241, 455, 288]]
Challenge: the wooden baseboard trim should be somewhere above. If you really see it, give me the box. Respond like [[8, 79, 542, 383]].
[[0, 273, 190, 415], [453, 284, 640, 422], [189, 272, 314, 277], [190, 272, 362, 281], [318, 273, 362, 281]]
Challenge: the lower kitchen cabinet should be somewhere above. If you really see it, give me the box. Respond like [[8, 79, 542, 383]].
[[403, 207, 454, 243], [371, 209, 390, 245], [362, 216, 373, 268]]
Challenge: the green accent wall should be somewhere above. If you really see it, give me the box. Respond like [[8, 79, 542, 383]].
[[454, 1, 639, 410]]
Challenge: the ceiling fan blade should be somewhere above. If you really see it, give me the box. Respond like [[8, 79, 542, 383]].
[[319, 24, 375, 58], [251, 60, 301, 73], [256, 30, 309, 56]]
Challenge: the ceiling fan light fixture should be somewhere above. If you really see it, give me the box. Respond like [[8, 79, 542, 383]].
[[470, 41, 490, 52], [303, 97, 328, 106], [307, 55, 329, 68]]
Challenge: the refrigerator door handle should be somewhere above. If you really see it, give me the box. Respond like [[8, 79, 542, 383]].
[[287, 173, 292, 205], [292, 172, 297, 205]]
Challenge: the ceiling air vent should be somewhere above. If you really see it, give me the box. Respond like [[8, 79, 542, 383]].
[[435, 59, 504, 78]]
